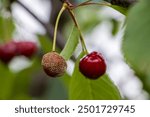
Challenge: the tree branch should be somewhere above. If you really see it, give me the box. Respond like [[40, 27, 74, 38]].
[[60, 0, 137, 8], [105, 0, 137, 8], [16, 0, 66, 50]]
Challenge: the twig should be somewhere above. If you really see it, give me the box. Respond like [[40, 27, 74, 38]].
[[60, 0, 137, 8], [106, 0, 137, 8], [16, 0, 66, 50], [72, 1, 111, 9], [16, 0, 46, 28]]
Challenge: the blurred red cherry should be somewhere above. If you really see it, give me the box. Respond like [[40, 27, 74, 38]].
[[16, 41, 37, 58], [0, 41, 17, 63]]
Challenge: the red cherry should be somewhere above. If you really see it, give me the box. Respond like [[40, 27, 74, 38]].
[[16, 41, 37, 58], [79, 51, 106, 79], [0, 41, 17, 63]]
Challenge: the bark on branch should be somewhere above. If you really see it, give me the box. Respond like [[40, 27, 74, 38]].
[[16, 0, 66, 50]]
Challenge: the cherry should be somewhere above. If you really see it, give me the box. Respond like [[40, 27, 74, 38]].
[[41, 52, 67, 77], [16, 41, 37, 58], [79, 51, 106, 79], [0, 41, 17, 63]]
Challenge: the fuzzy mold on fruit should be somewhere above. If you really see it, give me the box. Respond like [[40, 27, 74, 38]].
[[41, 52, 67, 77]]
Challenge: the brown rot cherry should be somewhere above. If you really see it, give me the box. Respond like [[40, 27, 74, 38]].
[[79, 51, 106, 79], [41, 52, 67, 77]]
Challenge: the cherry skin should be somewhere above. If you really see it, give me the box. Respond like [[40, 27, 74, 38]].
[[79, 51, 106, 79], [0, 41, 17, 63], [41, 52, 67, 77], [16, 41, 37, 58]]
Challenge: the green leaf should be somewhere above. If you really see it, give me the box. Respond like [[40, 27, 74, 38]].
[[59, 73, 71, 90], [111, 5, 127, 15], [43, 78, 68, 100], [38, 35, 52, 53], [0, 16, 15, 41], [110, 18, 120, 36], [11, 58, 40, 99], [122, 0, 150, 92], [60, 26, 79, 60], [69, 53, 121, 100], [0, 62, 15, 99]]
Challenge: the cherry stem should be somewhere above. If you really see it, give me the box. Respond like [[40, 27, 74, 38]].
[[52, 3, 67, 51], [67, 8, 88, 54]]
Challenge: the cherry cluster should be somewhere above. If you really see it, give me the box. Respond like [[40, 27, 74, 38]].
[[0, 41, 37, 63], [41, 2, 107, 80]]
